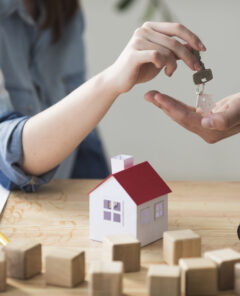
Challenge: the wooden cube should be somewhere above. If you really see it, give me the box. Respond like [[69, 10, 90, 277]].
[[0, 251, 6, 292], [235, 263, 240, 296], [103, 234, 140, 272], [147, 264, 180, 296], [89, 261, 123, 296], [179, 258, 218, 296], [163, 229, 201, 265], [46, 248, 85, 288], [204, 248, 240, 290], [3, 241, 41, 279]]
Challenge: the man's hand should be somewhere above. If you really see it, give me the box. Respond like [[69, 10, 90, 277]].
[[144, 91, 240, 143]]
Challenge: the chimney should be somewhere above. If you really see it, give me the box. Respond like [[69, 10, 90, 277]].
[[111, 154, 134, 174]]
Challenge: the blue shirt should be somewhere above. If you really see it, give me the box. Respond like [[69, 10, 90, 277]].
[[0, 0, 108, 192]]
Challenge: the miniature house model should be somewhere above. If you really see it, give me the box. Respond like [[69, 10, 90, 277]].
[[89, 155, 171, 246]]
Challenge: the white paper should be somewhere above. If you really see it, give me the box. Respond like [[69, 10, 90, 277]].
[[0, 184, 10, 213]]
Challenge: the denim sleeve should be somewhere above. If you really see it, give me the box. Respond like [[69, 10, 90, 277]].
[[0, 112, 58, 192]]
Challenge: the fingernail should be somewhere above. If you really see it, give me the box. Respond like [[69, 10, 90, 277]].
[[194, 63, 202, 71], [202, 117, 214, 128], [199, 42, 206, 51]]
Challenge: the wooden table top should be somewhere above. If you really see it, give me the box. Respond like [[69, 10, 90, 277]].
[[0, 179, 239, 295]]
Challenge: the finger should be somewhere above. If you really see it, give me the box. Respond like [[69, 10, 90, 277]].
[[143, 22, 206, 52], [201, 108, 240, 130], [144, 91, 198, 127], [202, 94, 240, 130], [132, 38, 178, 76], [134, 39, 178, 75], [143, 29, 201, 71], [212, 93, 240, 112], [136, 50, 164, 69]]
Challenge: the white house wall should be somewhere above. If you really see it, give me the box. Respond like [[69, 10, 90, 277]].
[[137, 195, 168, 247], [89, 177, 137, 242]]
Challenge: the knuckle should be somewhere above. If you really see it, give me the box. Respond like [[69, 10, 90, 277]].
[[134, 27, 147, 37], [143, 21, 152, 29], [170, 38, 180, 49], [132, 37, 143, 49], [134, 27, 141, 36], [152, 50, 160, 60], [173, 22, 184, 31]]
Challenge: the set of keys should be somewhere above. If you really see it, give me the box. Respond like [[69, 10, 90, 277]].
[[192, 50, 215, 115]]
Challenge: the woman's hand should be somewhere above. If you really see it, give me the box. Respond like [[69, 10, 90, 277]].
[[108, 22, 206, 95], [144, 91, 240, 143]]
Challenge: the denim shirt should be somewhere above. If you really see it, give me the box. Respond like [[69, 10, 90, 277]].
[[0, 0, 108, 192]]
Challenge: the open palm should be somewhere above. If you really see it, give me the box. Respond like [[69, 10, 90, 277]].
[[145, 91, 240, 143]]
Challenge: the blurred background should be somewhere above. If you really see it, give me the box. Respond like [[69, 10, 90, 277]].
[[81, 0, 240, 181]]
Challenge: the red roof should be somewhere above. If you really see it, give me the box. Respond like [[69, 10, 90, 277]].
[[89, 161, 171, 206]]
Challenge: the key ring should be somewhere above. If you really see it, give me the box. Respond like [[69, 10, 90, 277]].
[[196, 83, 205, 96]]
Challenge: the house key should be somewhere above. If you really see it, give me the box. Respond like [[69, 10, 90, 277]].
[[193, 50, 215, 115], [193, 50, 213, 85]]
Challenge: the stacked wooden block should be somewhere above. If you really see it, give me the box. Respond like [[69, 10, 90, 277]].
[[0, 240, 85, 291], [147, 228, 240, 296], [89, 234, 141, 296]]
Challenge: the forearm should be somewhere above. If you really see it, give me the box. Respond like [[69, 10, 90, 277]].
[[22, 67, 118, 176]]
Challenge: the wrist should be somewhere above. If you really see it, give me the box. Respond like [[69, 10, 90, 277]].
[[98, 66, 122, 98]]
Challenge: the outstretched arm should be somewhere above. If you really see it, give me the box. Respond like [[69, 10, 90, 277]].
[[22, 22, 205, 175], [145, 91, 240, 143]]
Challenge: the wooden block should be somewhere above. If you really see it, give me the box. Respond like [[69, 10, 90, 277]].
[[235, 263, 240, 296], [0, 251, 6, 292], [3, 241, 41, 279], [204, 248, 240, 290], [147, 264, 180, 296], [163, 229, 201, 265], [103, 234, 140, 272], [46, 248, 85, 288], [179, 258, 218, 296], [89, 261, 123, 296]]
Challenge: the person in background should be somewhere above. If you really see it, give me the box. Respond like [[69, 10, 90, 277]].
[[0, 0, 206, 192], [0, 0, 109, 189], [145, 88, 240, 143]]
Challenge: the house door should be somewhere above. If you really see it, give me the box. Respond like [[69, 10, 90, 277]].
[[139, 207, 153, 245]]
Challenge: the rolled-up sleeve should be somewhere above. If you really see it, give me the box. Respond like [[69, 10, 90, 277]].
[[0, 112, 58, 192]]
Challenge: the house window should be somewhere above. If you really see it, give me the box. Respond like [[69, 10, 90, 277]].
[[155, 201, 164, 219], [103, 199, 121, 223], [104, 211, 111, 221], [141, 208, 151, 225], [104, 200, 111, 210]]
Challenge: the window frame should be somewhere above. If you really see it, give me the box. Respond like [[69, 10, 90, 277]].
[[103, 199, 122, 224]]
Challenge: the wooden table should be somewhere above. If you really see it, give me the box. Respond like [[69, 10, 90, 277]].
[[0, 180, 239, 295]]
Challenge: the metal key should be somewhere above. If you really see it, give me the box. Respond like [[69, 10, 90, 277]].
[[192, 50, 215, 114], [193, 50, 213, 85]]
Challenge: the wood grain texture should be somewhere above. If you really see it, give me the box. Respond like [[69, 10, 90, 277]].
[[0, 179, 239, 295], [103, 235, 140, 273], [163, 229, 201, 265], [179, 257, 218, 295]]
